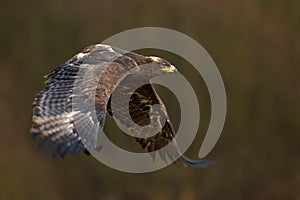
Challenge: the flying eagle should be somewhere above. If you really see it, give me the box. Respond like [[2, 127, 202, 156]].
[[31, 44, 211, 168]]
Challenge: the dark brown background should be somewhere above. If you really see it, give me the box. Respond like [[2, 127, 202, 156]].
[[0, 0, 299, 199]]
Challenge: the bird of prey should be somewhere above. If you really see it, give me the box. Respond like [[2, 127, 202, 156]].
[[31, 44, 211, 168]]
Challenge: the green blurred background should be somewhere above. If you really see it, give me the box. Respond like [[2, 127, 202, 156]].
[[0, 0, 299, 199]]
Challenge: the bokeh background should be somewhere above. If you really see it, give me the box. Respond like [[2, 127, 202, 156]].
[[1, 0, 299, 199]]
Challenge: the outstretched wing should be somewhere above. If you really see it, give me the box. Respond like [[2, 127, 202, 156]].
[[31, 44, 145, 156], [107, 79, 212, 167], [107, 79, 174, 156]]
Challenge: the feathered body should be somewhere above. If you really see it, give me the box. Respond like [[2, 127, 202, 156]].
[[31, 44, 211, 168]]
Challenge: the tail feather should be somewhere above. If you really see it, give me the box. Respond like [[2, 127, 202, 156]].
[[181, 155, 215, 168]]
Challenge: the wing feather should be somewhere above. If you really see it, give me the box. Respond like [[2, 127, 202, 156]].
[[107, 74, 213, 167], [31, 44, 141, 156]]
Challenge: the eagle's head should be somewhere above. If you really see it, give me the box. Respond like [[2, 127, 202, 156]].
[[135, 56, 177, 79], [148, 56, 177, 73]]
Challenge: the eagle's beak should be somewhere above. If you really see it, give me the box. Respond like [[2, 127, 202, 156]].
[[161, 65, 177, 73]]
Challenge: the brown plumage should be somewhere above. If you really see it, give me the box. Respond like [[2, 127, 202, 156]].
[[31, 44, 211, 168]]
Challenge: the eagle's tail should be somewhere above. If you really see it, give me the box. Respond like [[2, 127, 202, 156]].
[[180, 155, 215, 168], [169, 139, 215, 168]]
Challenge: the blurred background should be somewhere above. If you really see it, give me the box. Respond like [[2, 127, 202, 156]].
[[0, 0, 299, 199]]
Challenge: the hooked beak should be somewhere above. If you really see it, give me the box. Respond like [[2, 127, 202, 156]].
[[161, 65, 177, 73]]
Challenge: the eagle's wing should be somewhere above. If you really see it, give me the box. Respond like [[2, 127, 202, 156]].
[[31, 44, 144, 156], [106, 78, 173, 149], [107, 79, 212, 167]]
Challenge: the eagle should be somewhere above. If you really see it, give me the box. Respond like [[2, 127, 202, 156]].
[[31, 44, 211, 168]]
